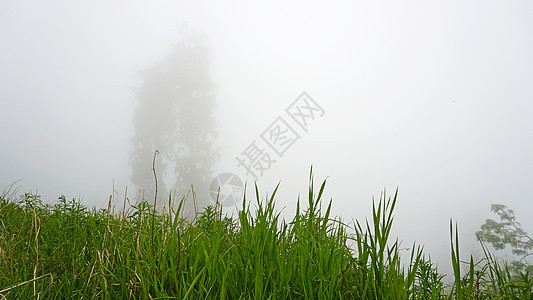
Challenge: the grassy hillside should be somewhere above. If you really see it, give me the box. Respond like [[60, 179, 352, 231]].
[[0, 172, 531, 299]]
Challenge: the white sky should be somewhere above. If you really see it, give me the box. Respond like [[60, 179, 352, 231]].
[[1, 0, 532, 276]]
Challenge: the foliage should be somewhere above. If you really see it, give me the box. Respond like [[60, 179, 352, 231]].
[[129, 26, 219, 212], [1, 172, 532, 298], [477, 204, 533, 273]]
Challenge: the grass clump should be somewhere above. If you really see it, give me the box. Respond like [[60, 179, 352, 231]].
[[0, 170, 532, 298]]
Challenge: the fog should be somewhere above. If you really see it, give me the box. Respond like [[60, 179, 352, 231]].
[[1, 1, 532, 276]]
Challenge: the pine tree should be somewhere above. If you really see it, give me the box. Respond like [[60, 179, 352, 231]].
[[129, 27, 218, 216]]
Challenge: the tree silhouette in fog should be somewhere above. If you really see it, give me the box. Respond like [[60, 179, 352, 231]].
[[129, 28, 218, 215]]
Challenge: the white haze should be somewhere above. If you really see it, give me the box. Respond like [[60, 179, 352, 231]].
[[1, 1, 533, 277]]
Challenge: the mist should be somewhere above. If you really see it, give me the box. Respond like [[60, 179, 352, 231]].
[[1, 1, 533, 277]]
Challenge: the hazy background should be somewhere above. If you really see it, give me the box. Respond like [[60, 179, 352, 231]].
[[1, 0, 532, 276]]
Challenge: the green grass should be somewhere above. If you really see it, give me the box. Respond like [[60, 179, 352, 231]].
[[0, 170, 531, 299]]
